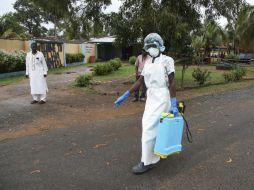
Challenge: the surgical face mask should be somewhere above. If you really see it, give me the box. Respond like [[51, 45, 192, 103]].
[[147, 47, 160, 58]]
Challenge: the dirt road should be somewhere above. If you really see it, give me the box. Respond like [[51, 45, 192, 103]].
[[0, 68, 254, 190]]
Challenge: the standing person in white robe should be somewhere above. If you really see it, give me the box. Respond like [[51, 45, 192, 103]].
[[26, 42, 48, 104], [114, 33, 179, 174]]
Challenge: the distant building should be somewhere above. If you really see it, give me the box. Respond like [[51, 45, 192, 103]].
[[89, 36, 139, 61]]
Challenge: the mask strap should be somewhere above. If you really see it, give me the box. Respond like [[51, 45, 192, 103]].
[[152, 53, 161, 63]]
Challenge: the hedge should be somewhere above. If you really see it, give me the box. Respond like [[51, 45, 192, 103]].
[[109, 58, 122, 71], [75, 74, 93, 87], [129, 56, 136, 65], [66, 53, 85, 64], [94, 58, 122, 76], [0, 49, 26, 73], [223, 66, 247, 82]]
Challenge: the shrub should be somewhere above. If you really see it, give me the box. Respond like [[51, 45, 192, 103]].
[[192, 68, 211, 86], [129, 56, 136, 65], [233, 66, 246, 80], [223, 73, 235, 82], [225, 52, 239, 60], [193, 55, 203, 65], [109, 58, 122, 71], [114, 58, 121, 64], [75, 74, 93, 87], [94, 62, 114, 75], [66, 53, 84, 64], [0, 49, 26, 73], [223, 66, 246, 82]]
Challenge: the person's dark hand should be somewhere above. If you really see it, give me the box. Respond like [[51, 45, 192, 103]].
[[26, 75, 29, 79], [44, 74, 47, 77]]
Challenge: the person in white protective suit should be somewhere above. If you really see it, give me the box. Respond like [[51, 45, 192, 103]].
[[26, 42, 48, 104], [114, 33, 179, 174]]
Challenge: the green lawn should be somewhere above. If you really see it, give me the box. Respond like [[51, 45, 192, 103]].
[[93, 63, 226, 86], [244, 65, 254, 77], [0, 75, 25, 86], [175, 65, 225, 87], [91, 63, 254, 92]]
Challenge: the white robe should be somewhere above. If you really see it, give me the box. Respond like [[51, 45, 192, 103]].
[[141, 54, 175, 165], [26, 51, 48, 95]]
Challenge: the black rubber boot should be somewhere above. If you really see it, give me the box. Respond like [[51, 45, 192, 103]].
[[30, 100, 38, 104], [132, 162, 154, 174]]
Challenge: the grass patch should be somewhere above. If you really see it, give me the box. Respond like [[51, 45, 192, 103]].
[[193, 79, 254, 94], [175, 65, 224, 87], [244, 65, 254, 78], [0, 75, 25, 86], [92, 63, 254, 88], [49, 64, 87, 74]]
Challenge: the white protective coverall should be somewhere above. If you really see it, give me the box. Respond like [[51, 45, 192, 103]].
[[26, 51, 48, 101], [141, 54, 175, 166]]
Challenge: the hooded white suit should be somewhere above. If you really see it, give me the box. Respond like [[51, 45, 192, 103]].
[[141, 54, 175, 166]]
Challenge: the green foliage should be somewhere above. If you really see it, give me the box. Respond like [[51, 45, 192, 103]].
[[191, 36, 205, 64], [223, 66, 247, 82], [14, 0, 48, 37], [0, 49, 26, 73], [114, 0, 201, 54], [109, 58, 122, 71], [235, 5, 254, 52], [233, 66, 247, 80], [223, 72, 235, 82], [202, 19, 224, 55], [129, 56, 136, 65], [30, 0, 111, 38], [192, 68, 211, 86], [0, 13, 26, 38], [225, 52, 239, 60], [94, 62, 114, 75], [93, 58, 122, 76], [66, 53, 84, 64], [75, 74, 93, 87]]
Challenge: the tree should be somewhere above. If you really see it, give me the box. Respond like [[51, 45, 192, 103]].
[[202, 19, 224, 56], [0, 13, 26, 39], [13, 0, 48, 37], [83, 0, 111, 36], [30, 0, 111, 39], [191, 36, 205, 64], [220, 0, 247, 54], [30, 0, 71, 36], [113, 0, 201, 52], [236, 5, 254, 52]]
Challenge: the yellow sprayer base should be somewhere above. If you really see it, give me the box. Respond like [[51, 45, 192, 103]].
[[154, 151, 181, 159]]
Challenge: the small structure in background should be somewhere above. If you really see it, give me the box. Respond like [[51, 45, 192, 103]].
[[89, 36, 138, 61], [89, 36, 121, 61], [210, 44, 227, 64], [32, 37, 65, 68]]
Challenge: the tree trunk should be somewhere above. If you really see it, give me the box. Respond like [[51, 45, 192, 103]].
[[181, 64, 186, 89]]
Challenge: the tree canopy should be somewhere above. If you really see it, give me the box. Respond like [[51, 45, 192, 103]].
[[0, 0, 253, 53]]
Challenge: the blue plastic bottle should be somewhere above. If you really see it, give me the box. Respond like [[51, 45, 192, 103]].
[[154, 113, 184, 158]]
